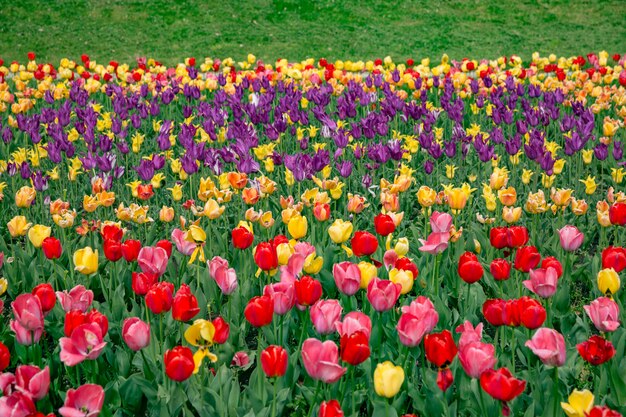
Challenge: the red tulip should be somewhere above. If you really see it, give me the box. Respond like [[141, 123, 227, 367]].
[[156, 240, 173, 258], [260, 345, 288, 377], [514, 246, 541, 272], [230, 226, 254, 250], [577, 335, 615, 366], [504, 299, 522, 327], [253, 242, 278, 271], [131, 272, 158, 296], [458, 252, 483, 284], [101, 224, 123, 242], [374, 213, 395, 236], [171, 284, 200, 322], [137, 184, 154, 200], [212, 317, 230, 344], [480, 368, 525, 416], [518, 297, 546, 330], [313, 203, 331, 222], [490, 259, 511, 281], [602, 246, 626, 273], [164, 346, 194, 381], [587, 406, 622, 417], [395, 257, 419, 280], [489, 227, 508, 249], [436, 367, 454, 392], [482, 299, 507, 327], [121, 239, 142, 262], [32, 283, 56, 314], [319, 399, 344, 417], [424, 330, 458, 368], [507, 226, 529, 248], [351, 231, 378, 257], [41, 237, 62, 259], [339, 330, 370, 365], [103, 239, 122, 262], [145, 282, 175, 314], [541, 256, 563, 278], [609, 202, 626, 226], [64, 310, 86, 337], [244, 295, 273, 327], [86, 309, 109, 336], [294, 276, 322, 307], [0, 342, 9, 371]]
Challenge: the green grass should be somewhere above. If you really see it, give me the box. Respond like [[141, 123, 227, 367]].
[[0, 0, 625, 65]]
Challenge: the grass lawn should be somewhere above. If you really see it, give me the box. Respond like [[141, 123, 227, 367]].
[[0, 0, 625, 65]]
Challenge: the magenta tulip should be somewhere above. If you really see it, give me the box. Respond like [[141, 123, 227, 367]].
[[264, 282, 296, 315], [458, 342, 497, 378]]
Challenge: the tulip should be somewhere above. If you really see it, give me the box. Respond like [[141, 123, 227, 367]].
[[15, 186, 36, 208], [458, 251, 483, 284], [514, 245, 541, 272], [156, 240, 173, 258], [41, 237, 62, 259], [490, 227, 509, 249], [159, 206, 175, 222], [561, 389, 594, 417], [164, 346, 195, 382], [10, 294, 44, 345], [416, 186, 437, 207], [340, 330, 370, 365], [254, 242, 278, 271], [0, 392, 37, 417], [424, 330, 458, 368], [541, 256, 563, 278], [301, 338, 347, 383], [244, 295, 273, 327], [525, 327, 566, 367], [458, 342, 497, 379], [14, 365, 50, 401], [172, 284, 200, 322], [482, 299, 507, 327], [335, 311, 372, 340], [490, 258, 511, 281], [609, 202, 626, 225], [319, 400, 344, 417], [374, 213, 395, 236], [313, 203, 330, 222], [523, 267, 558, 298], [59, 384, 104, 417], [122, 317, 150, 351], [333, 262, 361, 296], [418, 231, 449, 254], [357, 261, 377, 289], [294, 276, 322, 307], [32, 283, 56, 315], [518, 297, 547, 329], [56, 285, 93, 313], [597, 268, 620, 295], [507, 226, 529, 248], [584, 297, 620, 332], [429, 211, 453, 233], [101, 225, 123, 242], [395, 257, 418, 280], [328, 219, 353, 244], [577, 335, 615, 366], [64, 311, 86, 337], [232, 226, 254, 249], [264, 282, 296, 315], [137, 246, 169, 277], [260, 345, 288, 377], [121, 239, 142, 262], [389, 268, 414, 294], [59, 323, 107, 366], [455, 321, 484, 347], [351, 231, 378, 257], [480, 368, 526, 416], [145, 282, 175, 314], [7, 215, 32, 237], [172, 228, 196, 255], [27, 224, 51, 248], [211, 317, 230, 344], [310, 299, 342, 335], [288, 214, 308, 239], [587, 406, 622, 417], [446, 187, 467, 211], [367, 278, 401, 312], [131, 272, 158, 296], [0, 342, 9, 372], [602, 246, 626, 272], [373, 361, 404, 398], [103, 239, 123, 262], [396, 312, 433, 347], [73, 247, 99, 275], [231, 351, 250, 367], [559, 225, 584, 251]]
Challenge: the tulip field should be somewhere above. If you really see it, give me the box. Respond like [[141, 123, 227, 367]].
[[1, 51, 626, 417]]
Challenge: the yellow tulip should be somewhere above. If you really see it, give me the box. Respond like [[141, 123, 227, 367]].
[[389, 268, 414, 294], [489, 167, 508, 190], [551, 188, 573, 207], [579, 176, 597, 195], [0, 278, 7, 296], [159, 206, 175, 222], [597, 268, 620, 295], [571, 199, 589, 216], [446, 188, 467, 212], [416, 186, 437, 207], [28, 224, 51, 248], [582, 149, 593, 165], [186, 225, 207, 243], [394, 238, 409, 256], [288, 214, 308, 239], [502, 207, 522, 224], [561, 389, 594, 417], [603, 121, 617, 137], [276, 242, 294, 266], [373, 361, 405, 398], [596, 201, 611, 227], [168, 183, 183, 201], [445, 164, 457, 179], [328, 219, 353, 244], [73, 247, 99, 275], [7, 215, 32, 237], [522, 169, 533, 185], [303, 253, 324, 274], [358, 261, 377, 289], [83, 195, 100, 212], [611, 168, 625, 184], [184, 319, 218, 373], [15, 186, 36, 208]]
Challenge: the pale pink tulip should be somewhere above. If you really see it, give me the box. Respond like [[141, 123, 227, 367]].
[[122, 318, 150, 351], [335, 311, 372, 340], [430, 211, 453, 233], [397, 313, 433, 346], [401, 296, 439, 330], [523, 267, 558, 298], [558, 225, 584, 252], [525, 328, 566, 367], [418, 232, 450, 255], [310, 299, 343, 335], [171, 228, 196, 256], [56, 285, 94, 313], [367, 279, 401, 312], [301, 338, 347, 384], [584, 297, 621, 332], [455, 321, 484, 348]]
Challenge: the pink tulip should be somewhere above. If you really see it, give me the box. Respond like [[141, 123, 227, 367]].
[[558, 225, 584, 252], [430, 211, 453, 233], [59, 323, 107, 366], [208, 257, 238, 295], [397, 313, 433, 347], [332, 262, 361, 296], [335, 311, 372, 340], [264, 282, 296, 315], [525, 328, 566, 367], [171, 228, 196, 256], [310, 299, 343, 335], [279, 253, 306, 283], [584, 297, 621, 332], [0, 252, 4, 270], [523, 267, 558, 298], [383, 250, 399, 269], [301, 338, 347, 384], [59, 383, 105, 417], [367, 278, 402, 312], [0, 372, 15, 396], [14, 365, 49, 401], [0, 392, 37, 417], [137, 246, 169, 277], [455, 321, 484, 348], [56, 285, 94, 313], [458, 342, 497, 378], [418, 232, 450, 255], [10, 294, 44, 345], [122, 318, 150, 351], [231, 351, 250, 367], [401, 296, 440, 329], [208, 256, 229, 277]]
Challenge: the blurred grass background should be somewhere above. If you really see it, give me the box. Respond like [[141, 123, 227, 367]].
[[0, 0, 624, 65]]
